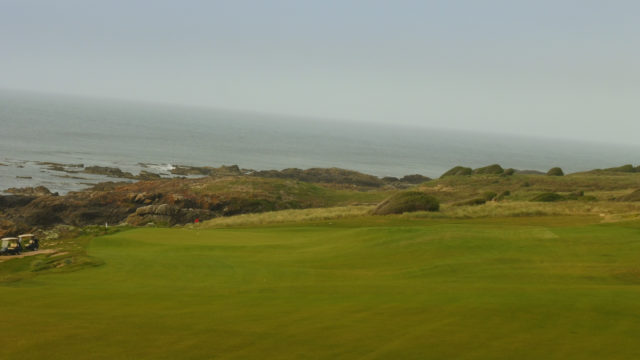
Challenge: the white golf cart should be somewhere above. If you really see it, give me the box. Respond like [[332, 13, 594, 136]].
[[19, 234, 40, 251], [0, 237, 22, 256]]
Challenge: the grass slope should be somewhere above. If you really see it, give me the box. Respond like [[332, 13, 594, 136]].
[[3, 215, 640, 359]]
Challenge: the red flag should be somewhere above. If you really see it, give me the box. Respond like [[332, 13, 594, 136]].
[[194, 218, 200, 223]]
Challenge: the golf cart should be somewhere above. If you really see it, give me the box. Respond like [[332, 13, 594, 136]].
[[19, 234, 39, 251], [0, 237, 22, 256]]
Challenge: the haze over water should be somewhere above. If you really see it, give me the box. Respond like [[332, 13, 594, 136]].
[[1, 90, 639, 194]]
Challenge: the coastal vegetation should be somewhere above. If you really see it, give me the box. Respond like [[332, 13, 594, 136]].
[[472, 163, 504, 175], [3, 163, 640, 237], [546, 167, 565, 176], [440, 165, 473, 177], [372, 191, 439, 215], [3, 163, 640, 358]]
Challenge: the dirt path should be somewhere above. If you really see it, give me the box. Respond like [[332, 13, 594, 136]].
[[0, 249, 57, 262]]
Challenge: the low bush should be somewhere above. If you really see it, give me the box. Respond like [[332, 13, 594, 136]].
[[617, 189, 640, 202], [441, 166, 472, 178], [452, 197, 486, 207], [546, 167, 564, 176], [604, 164, 636, 173], [473, 164, 504, 175], [566, 191, 584, 200], [496, 190, 511, 201], [482, 192, 498, 201], [372, 191, 440, 215], [530, 192, 565, 202], [400, 174, 432, 184]]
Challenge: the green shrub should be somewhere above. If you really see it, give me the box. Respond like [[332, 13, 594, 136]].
[[495, 190, 511, 201], [482, 191, 498, 201], [400, 174, 432, 184], [452, 198, 486, 207], [372, 191, 440, 215], [605, 164, 636, 173], [530, 192, 565, 202], [566, 191, 584, 200], [473, 164, 504, 175], [440, 166, 472, 178], [546, 167, 564, 176], [503, 168, 515, 176], [617, 189, 640, 202]]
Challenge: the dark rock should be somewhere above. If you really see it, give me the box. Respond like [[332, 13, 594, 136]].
[[127, 204, 212, 226], [84, 166, 136, 179], [137, 170, 162, 180], [0, 219, 29, 238], [0, 195, 36, 209], [5, 186, 54, 197]]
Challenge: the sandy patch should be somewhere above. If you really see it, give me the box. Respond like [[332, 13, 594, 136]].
[[0, 249, 57, 262]]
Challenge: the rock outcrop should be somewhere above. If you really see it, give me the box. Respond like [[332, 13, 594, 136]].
[[251, 167, 386, 187], [5, 186, 55, 197], [0, 166, 430, 236], [126, 204, 212, 226]]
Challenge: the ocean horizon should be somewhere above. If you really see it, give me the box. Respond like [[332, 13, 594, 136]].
[[1, 89, 639, 194]]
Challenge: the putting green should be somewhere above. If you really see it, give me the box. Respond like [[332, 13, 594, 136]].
[[2, 217, 640, 359]]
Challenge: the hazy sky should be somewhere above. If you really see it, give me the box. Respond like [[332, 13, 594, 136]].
[[1, 1, 639, 144]]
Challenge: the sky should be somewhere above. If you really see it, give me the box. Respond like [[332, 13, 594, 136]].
[[1, 0, 639, 144]]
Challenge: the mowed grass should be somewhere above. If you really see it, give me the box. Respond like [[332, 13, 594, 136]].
[[3, 216, 640, 359]]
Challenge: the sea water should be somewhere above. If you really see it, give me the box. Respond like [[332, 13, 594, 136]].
[[1, 90, 639, 194]]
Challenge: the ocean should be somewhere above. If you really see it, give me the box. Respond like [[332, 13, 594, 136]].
[[1, 89, 638, 194]]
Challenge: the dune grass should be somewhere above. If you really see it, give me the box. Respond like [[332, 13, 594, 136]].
[[3, 214, 640, 359], [372, 191, 439, 215], [201, 205, 373, 227], [197, 198, 640, 228]]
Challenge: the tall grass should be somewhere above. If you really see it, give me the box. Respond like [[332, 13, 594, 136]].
[[201, 205, 374, 227], [401, 201, 640, 220], [199, 200, 640, 228]]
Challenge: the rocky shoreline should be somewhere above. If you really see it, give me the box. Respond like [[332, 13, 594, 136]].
[[0, 165, 429, 237]]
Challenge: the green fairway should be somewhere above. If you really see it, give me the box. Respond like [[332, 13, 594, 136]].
[[3, 216, 640, 359]]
